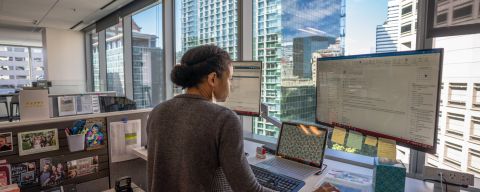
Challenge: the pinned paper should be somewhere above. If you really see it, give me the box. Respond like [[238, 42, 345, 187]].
[[331, 127, 347, 145], [364, 135, 378, 146], [377, 138, 397, 160], [346, 131, 363, 150]]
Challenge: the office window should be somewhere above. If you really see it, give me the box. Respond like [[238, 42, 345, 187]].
[[174, 0, 239, 92], [446, 112, 465, 137], [436, 12, 448, 25], [401, 23, 412, 34], [132, 3, 165, 108], [469, 149, 480, 176], [0, 45, 42, 94], [474, 83, 480, 109], [453, 4, 473, 21], [402, 4, 413, 16], [106, 21, 125, 96], [87, 30, 100, 92], [471, 117, 480, 142], [448, 82, 467, 107], [444, 142, 463, 170], [30, 48, 45, 80], [426, 33, 480, 179], [250, 0, 416, 165]]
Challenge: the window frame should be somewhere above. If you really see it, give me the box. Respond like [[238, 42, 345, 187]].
[[81, 0, 444, 177]]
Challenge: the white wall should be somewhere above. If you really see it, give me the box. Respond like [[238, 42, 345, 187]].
[[43, 28, 86, 94], [0, 27, 42, 47]]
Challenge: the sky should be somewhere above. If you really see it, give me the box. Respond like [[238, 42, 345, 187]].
[[132, 0, 388, 55]]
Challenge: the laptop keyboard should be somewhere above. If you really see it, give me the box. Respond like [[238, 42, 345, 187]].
[[256, 158, 318, 180], [251, 165, 305, 192]]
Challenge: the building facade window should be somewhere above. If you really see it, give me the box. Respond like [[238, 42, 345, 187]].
[[426, 33, 480, 178], [448, 82, 467, 107], [0, 45, 45, 94], [474, 83, 480, 109], [444, 142, 463, 170], [471, 117, 480, 142], [132, 3, 165, 108], [174, 0, 239, 94], [106, 21, 125, 96], [446, 112, 465, 137], [87, 29, 100, 92]]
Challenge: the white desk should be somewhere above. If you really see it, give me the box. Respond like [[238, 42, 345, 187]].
[[244, 140, 434, 192], [131, 146, 148, 160], [132, 140, 435, 191]]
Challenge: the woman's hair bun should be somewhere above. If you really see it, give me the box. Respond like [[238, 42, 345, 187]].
[[171, 64, 196, 88]]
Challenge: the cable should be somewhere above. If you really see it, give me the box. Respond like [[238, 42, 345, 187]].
[[314, 164, 328, 175], [440, 172, 447, 192], [439, 172, 445, 192]]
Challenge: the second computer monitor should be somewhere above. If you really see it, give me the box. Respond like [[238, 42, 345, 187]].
[[220, 61, 262, 116], [316, 49, 443, 153]]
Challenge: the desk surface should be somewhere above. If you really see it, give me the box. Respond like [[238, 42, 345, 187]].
[[244, 140, 434, 192], [131, 140, 435, 192]]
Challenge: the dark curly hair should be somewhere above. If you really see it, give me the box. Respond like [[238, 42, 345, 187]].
[[171, 45, 232, 89]]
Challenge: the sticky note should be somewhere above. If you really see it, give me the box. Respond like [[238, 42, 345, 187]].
[[331, 127, 347, 145], [377, 138, 397, 160], [364, 135, 378, 146], [346, 131, 363, 150]]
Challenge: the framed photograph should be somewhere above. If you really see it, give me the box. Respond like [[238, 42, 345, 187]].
[[0, 132, 13, 153], [67, 156, 99, 179], [18, 129, 59, 156], [11, 161, 38, 187], [84, 118, 106, 151], [39, 158, 66, 188], [57, 96, 76, 117]]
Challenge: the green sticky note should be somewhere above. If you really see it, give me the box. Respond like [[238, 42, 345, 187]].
[[346, 131, 363, 150]]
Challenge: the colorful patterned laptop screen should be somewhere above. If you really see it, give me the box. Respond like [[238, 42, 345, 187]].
[[277, 123, 327, 167]]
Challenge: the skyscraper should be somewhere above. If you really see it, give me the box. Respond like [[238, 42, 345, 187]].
[[181, 0, 238, 59], [376, 0, 399, 53], [293, 36, 336, 79], [253, 0, 344, 137], [0, 46, 45, 94]]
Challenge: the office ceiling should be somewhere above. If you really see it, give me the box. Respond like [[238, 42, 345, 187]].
[[0, 0, 133, 31]]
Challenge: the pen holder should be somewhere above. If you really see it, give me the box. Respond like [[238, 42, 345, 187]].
[[67, 134, 85, 152]]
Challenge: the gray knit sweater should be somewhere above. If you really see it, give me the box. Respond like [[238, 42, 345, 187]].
[[147, 94, 273, 192]]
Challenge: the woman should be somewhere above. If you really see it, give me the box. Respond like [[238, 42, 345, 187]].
[[147, 45, 273, 192]]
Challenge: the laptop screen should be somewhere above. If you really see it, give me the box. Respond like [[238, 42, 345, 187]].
[[277, 122, 328, 168]]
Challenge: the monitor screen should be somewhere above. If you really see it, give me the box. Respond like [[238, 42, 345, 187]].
[[316, 49, 443, 153], [220, 61, 262, 116], [277, 122, 327, 168]]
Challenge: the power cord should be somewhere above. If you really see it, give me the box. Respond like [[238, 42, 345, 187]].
[[440, 172, 447, 192], [314, 164, 328, 175]]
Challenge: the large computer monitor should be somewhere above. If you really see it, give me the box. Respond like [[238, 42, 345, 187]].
[[220, 61, 262, 116], [316, 49, 443, 153]]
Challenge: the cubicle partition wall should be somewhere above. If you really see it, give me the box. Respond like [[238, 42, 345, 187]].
[[0, 109, 150, 192]]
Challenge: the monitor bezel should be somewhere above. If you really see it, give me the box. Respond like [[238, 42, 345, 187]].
[[276, 121, 328, 169], [315, 49, 443, 154], [229, 60, 263, 117]]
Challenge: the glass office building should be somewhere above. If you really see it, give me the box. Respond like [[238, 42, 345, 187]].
[[0, 46, 45, 94], [253, 0, 345, 137], [179, 0, 238, 60]]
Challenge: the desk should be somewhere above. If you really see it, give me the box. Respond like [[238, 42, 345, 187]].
[[131, 146, 147, 160], [247, 140, 435, 192], [103, 183, 144, 192], [132, 140, 435, 191]]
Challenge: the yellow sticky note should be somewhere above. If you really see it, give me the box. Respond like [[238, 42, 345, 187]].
[[377, 138, 397, 160], [346, 131, 363, 150], [331, 127, 347, 145], [364, 136, 378, 146]]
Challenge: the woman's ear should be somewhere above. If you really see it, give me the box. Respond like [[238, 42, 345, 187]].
[[207, 72, 217, 86]]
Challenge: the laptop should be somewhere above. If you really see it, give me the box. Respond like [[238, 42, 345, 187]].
[[253, 122, 328, 180]]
